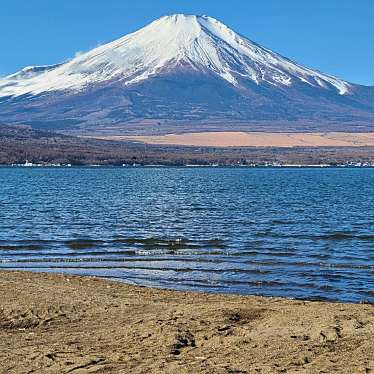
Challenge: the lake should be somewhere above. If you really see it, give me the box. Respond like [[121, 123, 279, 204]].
[[0, 167, 373, 303]]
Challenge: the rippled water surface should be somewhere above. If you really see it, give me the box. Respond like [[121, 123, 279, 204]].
[[0, 167, 373, 303]]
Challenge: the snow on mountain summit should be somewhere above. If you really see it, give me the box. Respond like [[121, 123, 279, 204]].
[[0, 14, 350, 98]]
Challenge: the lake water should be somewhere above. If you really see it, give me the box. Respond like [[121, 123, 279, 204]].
[[0, 167, 373, 303]]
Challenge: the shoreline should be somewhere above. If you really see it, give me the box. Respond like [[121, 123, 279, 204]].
[[1, 271, 373, 373], [2, 164, 374, 168], [2, 126, 374, 167]]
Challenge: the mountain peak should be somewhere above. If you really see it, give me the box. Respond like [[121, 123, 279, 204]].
[[156, 14, 218, 23], [1, 14, 350, 97], [158, 13, 201, 21], [1, 15, 374, 133]]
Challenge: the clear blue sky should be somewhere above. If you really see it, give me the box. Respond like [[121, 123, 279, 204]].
[[1, 0, 373, 85]]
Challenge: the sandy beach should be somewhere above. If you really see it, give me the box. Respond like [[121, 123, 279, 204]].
[[109, 132, 374, 148], [0, 271, 373, 373]]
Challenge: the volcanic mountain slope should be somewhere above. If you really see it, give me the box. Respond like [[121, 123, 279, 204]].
[[0, 14, 374, 134]]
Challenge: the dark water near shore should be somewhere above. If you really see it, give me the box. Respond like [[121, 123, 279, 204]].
[[0, 167, 373, 303]]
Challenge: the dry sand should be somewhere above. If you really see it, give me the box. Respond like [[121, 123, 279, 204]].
[[0, 271, 373, 374], [111, 132, 374, 148]]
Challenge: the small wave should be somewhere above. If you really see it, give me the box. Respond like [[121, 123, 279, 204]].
[[316, 232, 364, 241], [113, 237, 227, 250], [255, 231, 374, 241], [361, 290, 374, 298], [271, 220, 295, 225], [0, 245, 44, 251], [65, 239, 105, 250]]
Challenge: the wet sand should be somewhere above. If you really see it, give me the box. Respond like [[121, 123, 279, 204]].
[[110, 132, 374, 147], [0, 271, 373, 373]]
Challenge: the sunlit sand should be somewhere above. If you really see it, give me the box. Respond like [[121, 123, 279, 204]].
[[101, 132, 374, 148]]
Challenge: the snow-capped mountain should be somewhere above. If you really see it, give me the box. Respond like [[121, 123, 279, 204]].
[[0, 15, 350, 96], [1, 14, 373, 134]]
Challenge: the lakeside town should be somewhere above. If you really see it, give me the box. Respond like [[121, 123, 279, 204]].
[[7, 160, 374, 168]]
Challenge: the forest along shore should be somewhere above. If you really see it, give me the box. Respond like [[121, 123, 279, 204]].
[[1, 125, 374, 166], [0, 271, 373, 373]]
